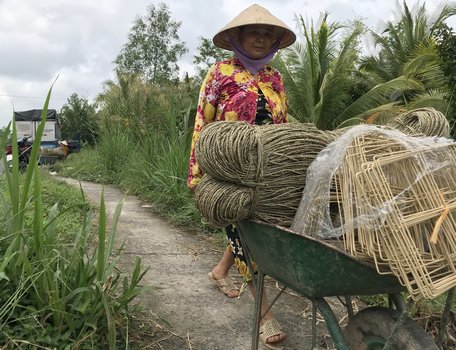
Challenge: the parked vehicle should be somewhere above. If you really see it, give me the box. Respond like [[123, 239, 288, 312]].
[[14, 109, 61, 142], [39, 140, 72, 165], [5, 136, 34, 172]]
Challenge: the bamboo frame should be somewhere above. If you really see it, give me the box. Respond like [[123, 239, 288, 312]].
[[332, 133, 456, 300]]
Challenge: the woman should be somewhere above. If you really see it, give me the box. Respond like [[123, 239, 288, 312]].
[[188, 4, 296, 349]]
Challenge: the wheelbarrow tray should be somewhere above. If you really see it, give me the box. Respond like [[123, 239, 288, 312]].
[[238, 219, 405, 298]]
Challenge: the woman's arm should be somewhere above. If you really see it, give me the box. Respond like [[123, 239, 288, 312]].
[[187, 64, 219, 190]]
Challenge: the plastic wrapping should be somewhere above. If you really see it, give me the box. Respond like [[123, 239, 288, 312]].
[[290, 124, 456, 239]]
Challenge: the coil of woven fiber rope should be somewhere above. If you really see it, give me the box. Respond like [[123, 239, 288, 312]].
[[194, 122, 334, 227]]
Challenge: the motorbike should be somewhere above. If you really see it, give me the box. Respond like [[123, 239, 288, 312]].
[[5, 136, 34, 173]]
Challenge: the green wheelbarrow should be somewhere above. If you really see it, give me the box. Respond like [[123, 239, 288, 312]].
[[237, 219, 455, 350]]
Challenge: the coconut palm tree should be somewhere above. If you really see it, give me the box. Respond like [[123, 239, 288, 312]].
[[356, 1, 456, 123], [277, 2, 456, 130], [361, 1, 455, 83], [274, 14, 365, 129]]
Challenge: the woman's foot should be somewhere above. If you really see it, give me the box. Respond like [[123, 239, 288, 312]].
[[259, 318, 286, 348], [208, 271, 239, 298]]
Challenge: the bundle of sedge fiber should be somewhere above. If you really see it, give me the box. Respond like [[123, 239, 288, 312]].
[[385, 107, 450, 137], [327, 107, 450, 139], [194, 122, 334, 227]]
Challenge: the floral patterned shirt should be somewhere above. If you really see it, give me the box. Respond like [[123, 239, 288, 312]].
[[187, 57, 288, 189]]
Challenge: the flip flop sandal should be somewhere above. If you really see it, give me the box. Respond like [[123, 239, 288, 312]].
[[207, 272, 239, 298], [259, 319, 286, 350]]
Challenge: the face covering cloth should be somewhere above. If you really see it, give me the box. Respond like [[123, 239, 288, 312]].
[[229, 36, 280, 75]]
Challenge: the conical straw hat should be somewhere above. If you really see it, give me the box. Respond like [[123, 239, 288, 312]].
[[213, 4, 296, 50]]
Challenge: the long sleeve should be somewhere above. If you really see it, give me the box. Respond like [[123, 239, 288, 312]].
[[187, 65, 218, 189]]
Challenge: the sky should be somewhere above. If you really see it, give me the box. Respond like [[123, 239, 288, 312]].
[[0, 0, 454, 128]]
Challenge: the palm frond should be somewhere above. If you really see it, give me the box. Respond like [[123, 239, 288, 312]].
[[430, 3, 456, 34], [403, 43, 449, 90], [314, 22, 365, 128], [281, 16, 364, 126], [335, 76, 424, 124], [337, 102, 401, 128], [407, 90, 449, 113]]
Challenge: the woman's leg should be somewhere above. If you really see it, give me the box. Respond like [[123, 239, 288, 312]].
[[247, 282, 286, 344], [211, 247, 235, 279], [228, 226, 286, 345], [209, 225, 239, 298]]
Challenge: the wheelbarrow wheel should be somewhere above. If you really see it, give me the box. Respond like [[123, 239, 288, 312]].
[[343, 306, 438, 350]]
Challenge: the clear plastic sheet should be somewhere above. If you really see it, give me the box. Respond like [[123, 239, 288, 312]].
[[290, 124, 456, 239]]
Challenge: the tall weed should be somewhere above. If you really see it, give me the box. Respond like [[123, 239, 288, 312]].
[[53, 146, 104, 182], [141, 135, 189, 202], [97, 125, 134, 183], [139, 100, 193, 205], [97, 73, 167, 140], [0, 89, 147, 348]]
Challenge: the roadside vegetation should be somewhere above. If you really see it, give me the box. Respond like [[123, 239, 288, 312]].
[[1, 1, 455, 348], [0, 95, 147, 348]]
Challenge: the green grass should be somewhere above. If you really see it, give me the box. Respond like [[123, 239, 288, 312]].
[[0, 91, 147, 348], [53, 147, 105, 182]]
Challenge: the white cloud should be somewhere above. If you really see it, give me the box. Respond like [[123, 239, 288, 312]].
[[0, 0, 453, 128]]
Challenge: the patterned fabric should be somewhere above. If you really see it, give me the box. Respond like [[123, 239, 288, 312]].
[[226, 225, 257, 282], [187, 56, 288, 189]]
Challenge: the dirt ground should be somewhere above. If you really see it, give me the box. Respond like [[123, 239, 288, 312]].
[[59, 178, 353, 349]]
